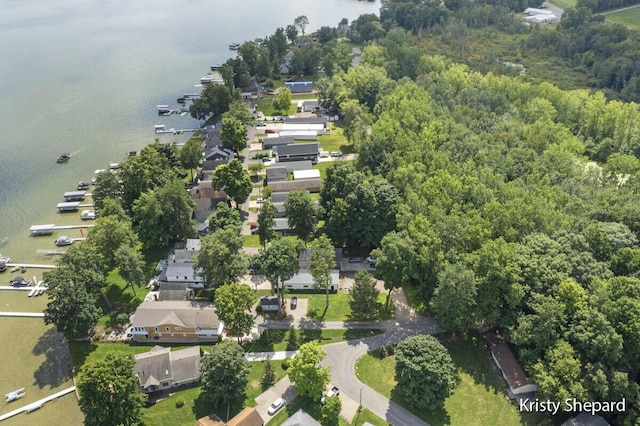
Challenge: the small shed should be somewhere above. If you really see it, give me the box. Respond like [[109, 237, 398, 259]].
[[266, 166, 287, 182], [260, 296, 281, 312]]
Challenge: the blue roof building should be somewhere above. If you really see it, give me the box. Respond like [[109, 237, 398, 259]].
[[285, 81, 313, 93]]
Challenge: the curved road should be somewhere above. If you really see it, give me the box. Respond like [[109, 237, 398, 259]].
[[320, 289, 441, 426]]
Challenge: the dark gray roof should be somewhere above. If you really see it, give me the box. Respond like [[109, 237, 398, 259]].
[[169, 346, 201, 385], [270, 192, 290, 203], [159, 263, 202, 281], [276, 143, 319, 156], [268, 160, 312, 172], [133, 346, 172, 390], [284, 117, 327, 125], [260, 296, 279, 306], [299, 248, 342, 269], [173, 249, 198, 262], [262, 136, 295, 149]]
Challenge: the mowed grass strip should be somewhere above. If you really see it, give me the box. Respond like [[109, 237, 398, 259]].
[[605, 5, 640, 29], [355, 333, 544, 426]]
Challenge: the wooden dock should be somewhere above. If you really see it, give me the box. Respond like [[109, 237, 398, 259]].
[[52, 224, 95, 230], [0, 386, 76, 421]]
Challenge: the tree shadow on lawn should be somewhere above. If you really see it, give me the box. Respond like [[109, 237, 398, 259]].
[[440, 331, 506, 395], [389, 387, 450, 426], [32, 327, 75, 389], [191, 392, 246, 422]]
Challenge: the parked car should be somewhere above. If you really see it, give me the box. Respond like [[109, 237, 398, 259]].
[[348, 257, 364, 263], [257, 198, 267, 203], [290, 296, 298, 310], [366, 256, 376, 264], [268, 397, 285, 415], [256, 122, 266, 126], [321, 386, 340, 405], [262, 157, 272, 164], [330, 151, 343, 157]]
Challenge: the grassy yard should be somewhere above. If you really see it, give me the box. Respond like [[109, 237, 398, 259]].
[[243, 234, 261, 247], [305, 292, 393, 322], [69, 342, 287, 426], [316, 123, 356, 154], [96, 269, 146, 327], [268, 395, 389, 426], [313, 159, 354, 179], [546, 0, 576, 10], [605, 5, 640, 29], [254, 98, 292, 117], [354, 333, 548, 426]]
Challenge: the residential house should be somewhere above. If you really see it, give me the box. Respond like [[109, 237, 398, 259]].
[[270, 192, 290, 203], [259, 296, 281, 312], [241, 77, 263, 100], [262, 136, 295, 150], [293, 169, 320, 180], [282, 409, 321, 426], [269, 178, 322, 193], [130, 300, 224, 343], [299, 248, 343, 270], [133, 346, 201, 393], [283, 271, 339, 292], [486, 332, 539, 399], [191, 180, 228, 223], [273, 218, 291, 236], [268, 160, 312, 173], [203, 145, 235, 170], [280, 51, 295, 75], [275, 143, 319, 164], [266, 166, 288, 183], [195, 407, 264, 426]]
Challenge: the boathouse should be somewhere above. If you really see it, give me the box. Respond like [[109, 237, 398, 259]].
[[57, 202, 81, 212], [30, 224, 55, 236], [63, 191, 86, 201]]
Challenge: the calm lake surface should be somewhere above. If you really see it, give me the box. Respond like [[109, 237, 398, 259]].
[[0, 1, 380, 424]]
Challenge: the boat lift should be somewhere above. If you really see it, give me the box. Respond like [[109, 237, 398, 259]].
[[5, 388, 26, 403]]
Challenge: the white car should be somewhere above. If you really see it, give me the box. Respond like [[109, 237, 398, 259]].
[[257, 198, 267, 203], [267, 397, 285, 415], [330, 151, 343, 157]]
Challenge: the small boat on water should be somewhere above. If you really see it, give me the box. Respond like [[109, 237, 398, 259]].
[[55, 236, 74, 247], [56, 153, 71, 163], [229, 42, 240, 50], [5, 388, 26, 403], [10, 276, 31, 287]]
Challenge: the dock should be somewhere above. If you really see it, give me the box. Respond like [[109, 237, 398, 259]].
[[0, 312, 45, 317], [155, 128, 199, 135], [52, 224, 95, 230], [0, 386, 76, 422], [6, 263, 56, 269]]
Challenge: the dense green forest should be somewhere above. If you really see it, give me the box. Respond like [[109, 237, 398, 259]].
[[315, 13, 640, 423]]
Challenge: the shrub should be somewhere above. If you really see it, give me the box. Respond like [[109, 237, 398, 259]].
[[282, 359, 290, 370], [175, 400, 185, 408]]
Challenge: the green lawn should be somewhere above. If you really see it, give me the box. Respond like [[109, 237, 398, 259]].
[[254, 98, 292, 117], [605, 5, 640, 29], [316, 124, 356, 154], [96, 269, 146, 327], [69, 342, 287, 426], [243, 234, 261, 247], [305, 292, 392, 322], [546, 0, 576, 10], [355, 333, 548, 426], [312, 160, 354, 179]]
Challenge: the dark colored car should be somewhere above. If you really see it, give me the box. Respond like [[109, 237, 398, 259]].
[[290, 296, 298, 310]]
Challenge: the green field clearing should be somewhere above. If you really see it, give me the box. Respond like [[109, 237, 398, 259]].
[[546, 0, 577, 10], [355, 333, 548, 425], [605, 5, 640, 29]]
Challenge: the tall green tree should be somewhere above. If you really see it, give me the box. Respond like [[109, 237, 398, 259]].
[[212, 159, 253, 207], [179, 138, 203, 182], [257, 201, 278, 247], [224, 100, 252, 124], [257, 238, 300, 307], [395, 335, 457, 410], [43, 268, 102, 342], [294, 15, 309, 36], [321, 395, 342, 426], [114, 245, 146, 297], [92, 170, 122, 210], [431, 263, 477, 335], [220, 116, 248, 153], [86, 215, 140, 272], [308, 235, 336, 308], [284, 189, 318, 244], [190, 83, 236, 121], [349, 270, 380, 320], [78, 352, 146, 426], [288, 341, 330, 400], [196, 227, 246, 288], [273, 88, 292, 113], [201, 340, 251, 406], [132, 179, 196, 248], [372, 231, 416, 307], [209, 201, 241, 232], [214, 283, 255, 342]]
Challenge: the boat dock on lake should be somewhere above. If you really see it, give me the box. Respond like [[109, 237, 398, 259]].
[[0, 386, 76, 422]]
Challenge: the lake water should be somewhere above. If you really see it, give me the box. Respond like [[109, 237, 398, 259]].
[[0, 1, 380, 424]]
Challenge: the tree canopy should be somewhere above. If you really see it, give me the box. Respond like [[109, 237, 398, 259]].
[[201, 340, 251, 406], [214, 283, 255, 341], [288, 341, 330, 400], [78, 352, 146, 426], [212, 159, 253, 207]]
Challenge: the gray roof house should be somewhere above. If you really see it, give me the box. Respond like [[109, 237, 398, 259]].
[[282, 271, 340, 291], [133, 346, 201, 393], [275, 143, 319, 164], [282, 409, 321, 426], [269, 178, 322, 193], [266, 166, 288, 183], [203, 145, 235, 170], [259, 296, 281, 312], [299, 248, 342, 270], [270, 192, 290, 203], [262, 136, 295, 150], [268, 160, 312, 173]]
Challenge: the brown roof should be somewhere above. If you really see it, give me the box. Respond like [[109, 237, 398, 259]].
[[486, 333, 529, 390], [195, 407, 263, 426]]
